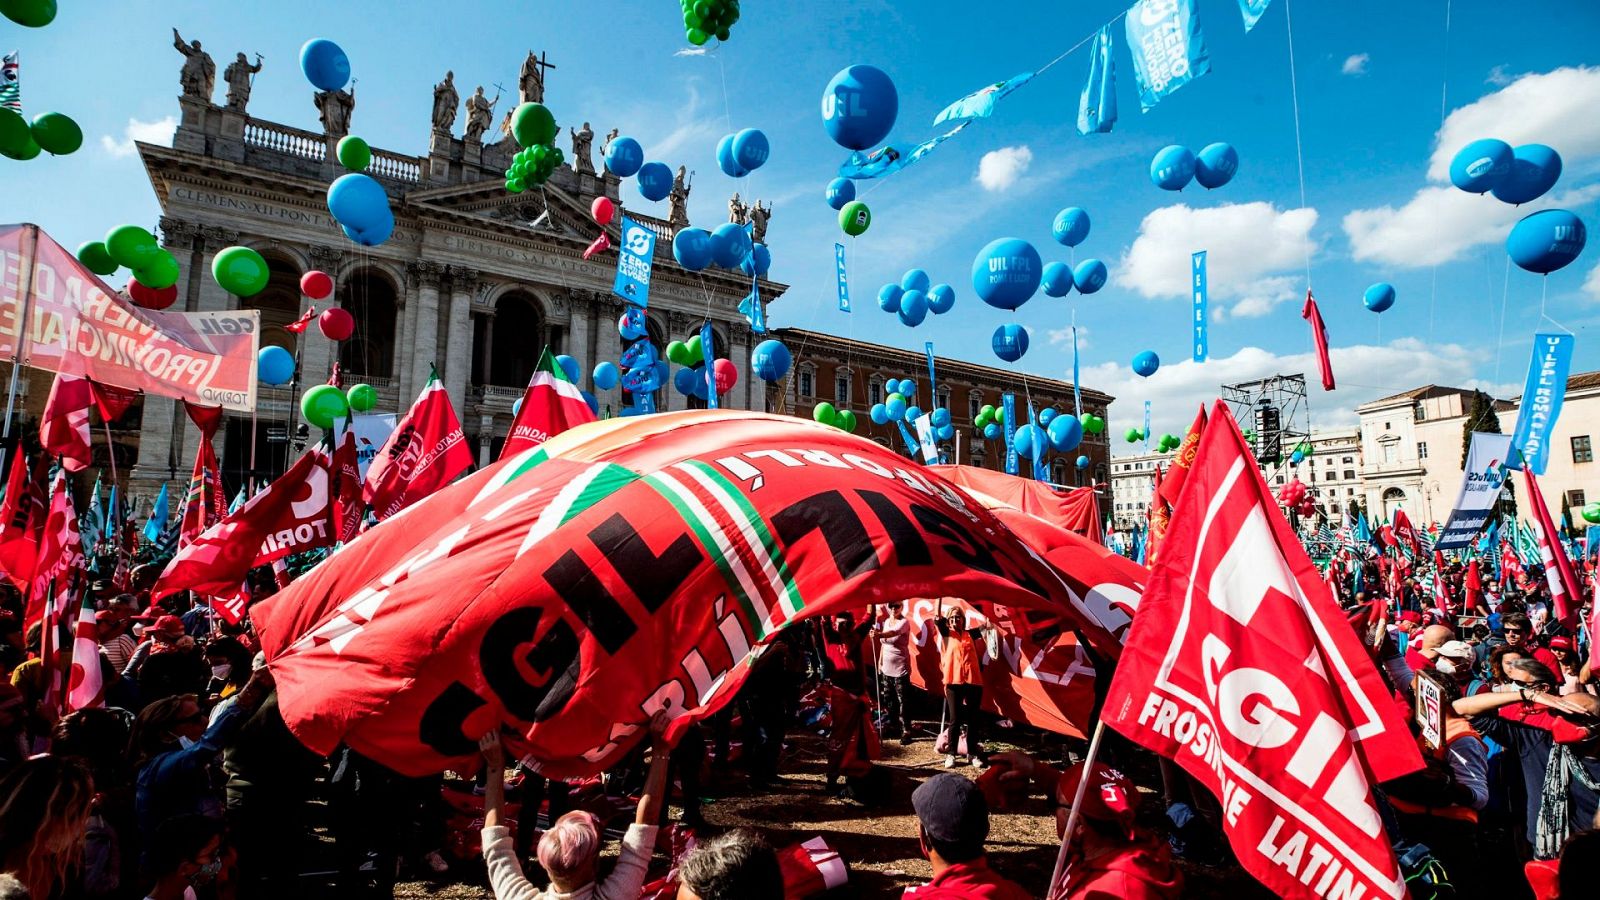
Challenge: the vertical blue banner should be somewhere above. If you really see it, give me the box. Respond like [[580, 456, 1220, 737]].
[[1072, 317, 1082, 417], [1125, 0, 1213, 112], [894, 419, 920, 457], [612, 216, 656, 307], [701, 321, 718, 409], [1143, 400, 1152, 453], [1028, 402, 1046, 482], [834, 243, 851, 312], [1002, 393, 1018, 475], [1237, 0, 1273, 31], [925, 341, 942, 463], [1077, 24, 1118, 135], [1510, 332, 1575, 475], [738, 275, 766, 334], [1192, 250, 1208, 362]]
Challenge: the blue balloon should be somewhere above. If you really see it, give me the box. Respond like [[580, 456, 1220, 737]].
[[869, 402, 889, 425], [299, 39, 351, 92], [555, 354, 581, 384], [905, 405, 924, 424], [1014, 424, 1045, 460], [898, 290, 928, 326], [739, 242, 772, 277], [582, 390, 599, 415], [1075, 454, 1090, 469], [257, 345, 295, 386], [898, 379, 916, 397], [327, 173, 390, 230], [936, 423, 955, 441], [1041, 261, 1074, 298], [716, 134, 748, 178], [604, 136, 644, 178], [732, 128, 770, 172], [992, 323, 1029, 362], [1363, 282, 1396, 313], [674, 366, 699, 396], [931, 407, 951, 428], [1073, 258, 1108, 294], [1492, 144, 1562, 205], [340, 216, 394, 247], [1449, 138, 1512, 194], [1132, 350, 1160, 378], [1290, 450, 1305, 465], [711, 222, 751, 268], [1048, 415, 1083, 452], [1150, 145, 1196, 191], [983, 422, 1001, 441], [877, 283, 904, 313], [886, 395, 907, 421], [1038, 408, 1057, 426], [1506, 209, 1587, 274], [821, 64, 898, 151], [672, 227, 714, 271], [513, 397, 523, 417], [618, 405, 642, 417], [926, 283, 956, 315], [637, 162, 673, 202], [593, 361, 620, 390], [901, 268, 931, 293], [751, 339, 792, 381], [618, 309, 647, 341], [1194, 142, 1239, 189], [1052, 207, 1090, 247], [971, 238, 1042, 310], [826, 177, 856, 210]]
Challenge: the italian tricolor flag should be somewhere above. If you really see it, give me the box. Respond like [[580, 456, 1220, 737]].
[[500, 349, 596, 461]]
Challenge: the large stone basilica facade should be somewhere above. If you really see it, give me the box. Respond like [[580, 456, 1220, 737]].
[[128, 42, 778, 496]]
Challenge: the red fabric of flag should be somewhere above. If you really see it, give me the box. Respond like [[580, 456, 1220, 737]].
[[1301, 290, 1335, 391], [1158, 406, 1208, 509], [89, 381, 139, 422], [1463, 558, 1484, 613], [332, 425, 363, 542], [26, 474, 81, 631], [284, 305, 316, 334], [500, 349, 597, 461], [1524, 468, 1582, 631], [0, 451, 45, 592], [365, 374, 474, 521], [40, 373, 94, 471]]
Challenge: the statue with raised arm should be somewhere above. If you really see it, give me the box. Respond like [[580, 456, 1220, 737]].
[[172, 28, 215, 100], [314, 85, 355, 136], [600, 127, 619, 159], [463, 85, 496, 143], [223, 52, 262, 112], [569, 122, 595, 175], [727, 192, 748, 226], [432, 70, 459, 132], [750, 200, 772, 244], [667, 166, 692, 231]]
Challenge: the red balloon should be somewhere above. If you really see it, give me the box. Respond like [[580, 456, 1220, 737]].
[[319, 307, 355, 341], [591, 196, 615, 225], [127, 278, 177, 310], [301, 269, 334, 300], [713, 357, 738, 393]]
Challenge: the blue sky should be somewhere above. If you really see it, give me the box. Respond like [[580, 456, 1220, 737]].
[[8, 0, 1600, 447]]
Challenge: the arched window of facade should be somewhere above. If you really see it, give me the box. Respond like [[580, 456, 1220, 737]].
[[247, 252, 304, 354], [338, 267, 399, 379], [483, 292, 544, 388]]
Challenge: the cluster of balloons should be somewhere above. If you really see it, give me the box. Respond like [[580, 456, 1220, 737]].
[[300, 383, 372, 430], [972, 402, 1003, 438], [212, 246, 270, 297], [1151, 432, 1181, 453], [1363, 282, 1396, 313], [811, 402, 858, 433], [327, 173, 394, 246], [867, 378, 921, 428], [336, 135, 371, 172], [0, 0, 56, 26], [79, 225, 182, 300], [1131, 350, 1160, 378], [506, 103, 564, 192], [750, 338, 792, 382], [0, 108, 81, 158], [673, 222, 765, 274], [1449, 140, 1588, 275], [1035, 408, 1085, 454], [716, 128, 768, 177], [680, 0, 740, 45], [1277, 478, 1315, 518], [876, 268, 955, 327], [299, 39, 351, 92], [1287, 440, 1314, 465], [1150, 142, 1238, 191], [1041, 208, 1107, 298], [1124, 426, 1149, 444]]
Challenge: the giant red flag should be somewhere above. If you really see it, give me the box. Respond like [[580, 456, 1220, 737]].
[[1463, 558, 1485, 613], [152, 447, 335, 601], [1157, 405, 1208, 509], [1301, 289, 1335, 391], [39, 373, 94, 471], [1524, 468, 1582, 631], [364, 370, 473, 521], [500, 348, 597, 460], [1104, 401, 1419, 900], [929, 465, 1103, 540], [254, 411, 1100, 777], [26, 473, 80, 630], [0, 451, 45, 592]]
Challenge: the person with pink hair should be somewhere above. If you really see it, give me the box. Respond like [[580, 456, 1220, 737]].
[[479, 710, 674, 900]]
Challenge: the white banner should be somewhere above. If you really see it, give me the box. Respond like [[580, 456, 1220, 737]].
[[1434, 432, 1513, 550], [335, 414, 396, 481]]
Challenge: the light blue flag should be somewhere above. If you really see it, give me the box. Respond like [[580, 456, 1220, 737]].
[[105, 484, 119, 547], [934, 72, 1035, 125], [1356, 511, 1372, 545], [1510, 332, 1575, 475], [1125, 0, 1213, 111], [1002, 393, 1018, 476], [228, 485, 247, 514], [1237, 0, 1273, 31], [1029, 403, 1046, 482], [1586, 525, 1600, 559], [82, 473, 103, 553], [1077, 25, 1117, 134], [1143, 400, 1152, 453], [701, 321, 718, 410], [143, 483, 169, 543], [612, 215, 656, 308], [834, 243, 850, 312], [1191, 251, 1208, 361], [837, 121, 970, 180]]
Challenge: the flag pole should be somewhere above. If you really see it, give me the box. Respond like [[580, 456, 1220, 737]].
[[1046, 718, 1107, 898], [0, 224, 40, 481]]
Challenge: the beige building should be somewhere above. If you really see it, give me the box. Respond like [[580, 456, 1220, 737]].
[[1503, 370, 1600, 527], [1355, 386, 1512, 525]]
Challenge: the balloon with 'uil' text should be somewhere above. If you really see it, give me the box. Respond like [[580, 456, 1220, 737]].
[[1150, 145, 1195, 191], [299, 39, 351, 92], [1041, 261, 1074, 298], [1132, 350, 1160, 378], [927, 283, 956, 314], [821, 65, 898, 151], [751, 339, 791, 382], [1449, 138, 1513, 194], [604, 136, 644, 177], [1506, 209, 1586, 274], [826, 177, 856, 210], [877, 283, 903, 313], [992, 324, 1029, 362], [1194, 142, 1238, 189], [637, 162, 673, 202], [1492, 144, 1562, 205], [972, 238, 1042, 311], [1072, 259, 1107, 294], [1363, 282, 1396, 313], [1052, 207, 1090, 247]]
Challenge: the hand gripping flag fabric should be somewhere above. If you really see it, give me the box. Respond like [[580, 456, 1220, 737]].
[[502, 349, 598, 461], [254, 411, 1111, 778], [365, 370, 473, 521], [1104, 401, 1419, 900]]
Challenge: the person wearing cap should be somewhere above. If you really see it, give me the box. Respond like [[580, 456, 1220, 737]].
[[133, 616, 211, 707], [934, 600, 988, 768], [1546, 635, 1592, 696], [1387, 668, 1492, 884], [1405, 623, 1455, 676], [904, 773, 1030, 898], [1431, 639, 1477, 693]]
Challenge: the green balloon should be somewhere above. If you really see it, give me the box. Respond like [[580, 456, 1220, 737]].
[[666, 341, 689, 365], [685, 334, 704, 365], [980, 404, 996, 419], [0, 0, 56, 27], [104, 225, 158, 269], [30, 112, 81, 155], [135, 250, 181, 290], [211, 246, 270, 297], [347, 383, 378, 412], [1090, 416, 1106, 434], [0, 108, 30, 156], [993, 406, 1005, 426], [76, 241, 118, 276], [1583, 502, 1600, 524], [974, 411, 992, 428], [838, 200, 871, 236], [505, 178, 525, 194], [301, 384, 350, 430], [336, 135, 371, 171], [839, 409, 857, 433], [716, 28, 730, 40], [511, 103, 558, 148], [687, 27, 709, 45], [1125, 428, 1141, 443], [0, 131, 39, 160], [812, 401, 836, 425]]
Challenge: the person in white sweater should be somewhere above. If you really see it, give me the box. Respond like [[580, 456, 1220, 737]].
[[479, 711, 673, 900]]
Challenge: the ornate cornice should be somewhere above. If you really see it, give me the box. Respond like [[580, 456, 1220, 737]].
[[407, 260, 445, 288]]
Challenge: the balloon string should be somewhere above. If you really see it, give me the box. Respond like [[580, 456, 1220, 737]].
[[1035, 12, 1127, 77], [1428, 0, 1453, 346], [1283, 0, 1312, 289], [1494, 254, 1511, 385], [1539, 277, 1575, 335]]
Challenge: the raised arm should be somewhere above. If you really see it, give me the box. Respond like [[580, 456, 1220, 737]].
[[479, 731, 506, 829], [1452, 686, 1588, 717], [634, 710, 674, 826]]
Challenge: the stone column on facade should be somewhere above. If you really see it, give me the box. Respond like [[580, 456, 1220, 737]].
[[478, 311, 495, 385], [729, 321, 752, 412], [478, 414, 495, 468], [406, 262, 444, 398], [441, 266, 479, 419], [566, 293, 593, 392]]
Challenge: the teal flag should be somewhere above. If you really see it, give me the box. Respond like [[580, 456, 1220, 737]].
[[934, 72, 1035, 125], [143, 483, 169, 543], [1077, 26, 1117, 134], [1124, 0, 1212, 111]]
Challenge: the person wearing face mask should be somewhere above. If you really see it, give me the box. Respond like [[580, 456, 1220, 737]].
[[142, 814, 224, 900], [1432, 640, 1477, 690], [202, 637, 251, 708]]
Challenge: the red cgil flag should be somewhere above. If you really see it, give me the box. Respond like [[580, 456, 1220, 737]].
[[1392, 508, 1423, 558], [89, 381, 139, 422], [500, 348, 597, 461], [1301, 289, 1335, 391], [151, 447, 336, 602], [40, 373, 95, 472], [1103, 401, 1419, 900], [0, 450, 46, 592], [1524, 468, 1582, 631], [1158, 405, 1208, 510], [26, 473, 80, 631], [364, 369, 474, 521], [1144, 464, 1172, 566], [331, 424, 363, 542], [180, 402, 227, 547]]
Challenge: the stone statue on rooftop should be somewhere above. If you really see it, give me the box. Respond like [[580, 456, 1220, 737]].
[[749, 200, 771, 244], [314, 86, 355, 136], [432, 70, 459, 132], [223, 52, 262, 112], [668, 166, 692, 231], [728, 192, 748, 226], [464, 85, 497, 143], [172, 28, 215, 100], [570, 122, 595, 175]]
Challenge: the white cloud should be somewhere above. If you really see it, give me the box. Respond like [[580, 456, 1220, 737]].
[[673, 48, 708, 57], [1046, 324, 1090, 350], [1486, 65, 1516, 87], [1427, 65, 1600, 182], [1120, 202, 1318, 318], [975, 145, 1032, 192], [99, 116, 176, 158], [648, 80, 721, 161], [1344, 182, 1600, 268], [1341, 54, 1370, 76], [1584, 260, 1600, 303], [1091, 339, 1519, 451]]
